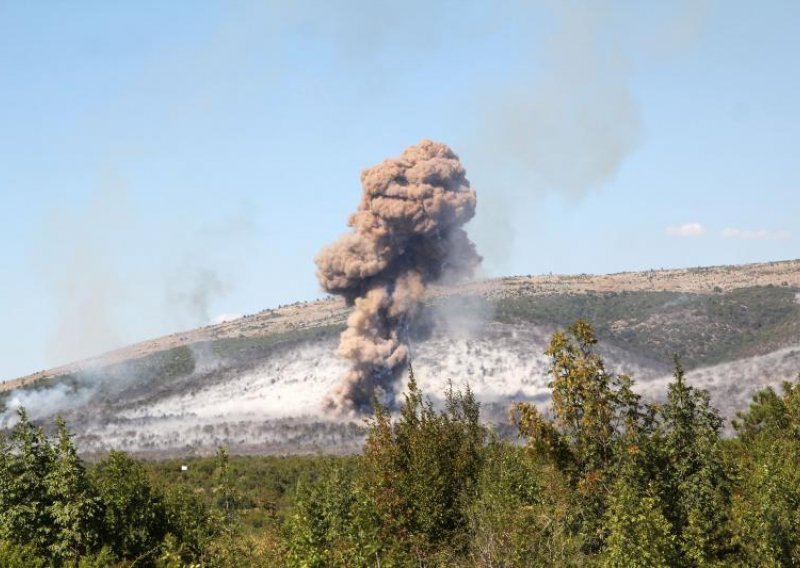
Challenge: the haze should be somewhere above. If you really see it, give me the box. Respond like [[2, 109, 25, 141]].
[[1, 0, 798, 380]]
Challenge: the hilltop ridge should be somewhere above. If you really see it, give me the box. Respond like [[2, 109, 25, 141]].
[[6, 258, 799, 390]]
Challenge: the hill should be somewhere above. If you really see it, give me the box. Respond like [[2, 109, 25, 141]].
[[2, 258, 799, 457]]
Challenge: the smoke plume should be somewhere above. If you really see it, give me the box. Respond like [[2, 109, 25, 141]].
[[315, 140, 481, 413]]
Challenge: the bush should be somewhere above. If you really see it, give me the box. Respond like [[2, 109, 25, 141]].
[[2, 319, 800, 566], [287, 369, 487, 566], [91, 451, 169, 561]]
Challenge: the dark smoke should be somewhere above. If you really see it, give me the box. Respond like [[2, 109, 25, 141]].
[[315, 140, 481, 414]]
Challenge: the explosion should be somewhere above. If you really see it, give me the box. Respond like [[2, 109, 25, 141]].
[[315, 140, 481, 413]]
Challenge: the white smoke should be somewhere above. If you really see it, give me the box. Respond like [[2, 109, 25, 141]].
[[33, 180, 254, 374], [1, 383, 94, 428]]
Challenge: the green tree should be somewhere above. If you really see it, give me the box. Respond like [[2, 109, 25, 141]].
[[359, 371, 486, 562], [286, 461, 364, 567], [468, 440, 585, 567], [160, 484, 217, 566], [0, 408, 56, 556], [91, 450, 168, 562], [514, 320, 644, 552], [0, 540, 48, 568], [601, 476, 675, 568], [287, 368, 487, 566], [600, 446, 676, 568], [654, 357, 733, 566], [211, 447, 237, 539], [729, 380, 800, 566], [44, 417, 103, 562], [200, 446, 263, 567]]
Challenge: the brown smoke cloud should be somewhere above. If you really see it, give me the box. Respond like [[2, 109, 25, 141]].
[[315, 140, 481, 413]]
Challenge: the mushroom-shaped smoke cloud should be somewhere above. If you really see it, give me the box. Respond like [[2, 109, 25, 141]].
[[316, 140, 481, 414]]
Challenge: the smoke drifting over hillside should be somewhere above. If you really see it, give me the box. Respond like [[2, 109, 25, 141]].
[[316, 140, 481, 413]]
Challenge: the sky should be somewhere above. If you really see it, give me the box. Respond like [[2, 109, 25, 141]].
[[1, 0, 798, 380]]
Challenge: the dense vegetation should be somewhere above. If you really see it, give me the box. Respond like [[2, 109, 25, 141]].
[[496, 285, 800, 367], [2, 320, 800, 566]]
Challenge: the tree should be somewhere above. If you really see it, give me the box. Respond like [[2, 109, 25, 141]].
[[359, 370, 486, 561], [0, 408, 56, 556], [91, 451, 168, 561], [286, 460, 363, 567], [0, 540, 47, 568], [44, 417, 102, 562], [514, 320, 644, 552], [468, 439, 585, 567], [601, 475, 675, 568], [160, 483, 218, 566], [652, 357, 734, 566], [287, 368, 488, 566], [212, 447, 237, 541], [601, 438, 676, 568], [729, 380, 800, 566], [201, 445, 260, 567]]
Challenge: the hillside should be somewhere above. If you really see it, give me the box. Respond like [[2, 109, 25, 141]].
[[2, 258, 799, 457]]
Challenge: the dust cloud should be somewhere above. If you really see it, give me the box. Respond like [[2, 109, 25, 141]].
[[316, 140, 481, 413]]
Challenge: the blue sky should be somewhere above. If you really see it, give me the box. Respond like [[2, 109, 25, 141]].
[[1, 0, 798, 379]]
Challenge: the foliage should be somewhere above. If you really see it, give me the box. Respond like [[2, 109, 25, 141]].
[[46, 418, 103, 560], [601, 474, 675, 568], [0, 414, 246, 566], [0, 408, 59, 556], [287, 370, 487, 566], [729, 380, 800, 566], [513, 320, 644, 553], [468, 440, 585, 566], [496, 285, 800, 367], [652, 357, 734, 565], [91, 450, 169, 561], [2, 318, 800, 566], [0, 539, 48, 568]]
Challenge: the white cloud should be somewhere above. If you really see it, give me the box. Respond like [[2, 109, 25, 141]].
[[721, 228, 791, 240], [666, 222, 706, 237]]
